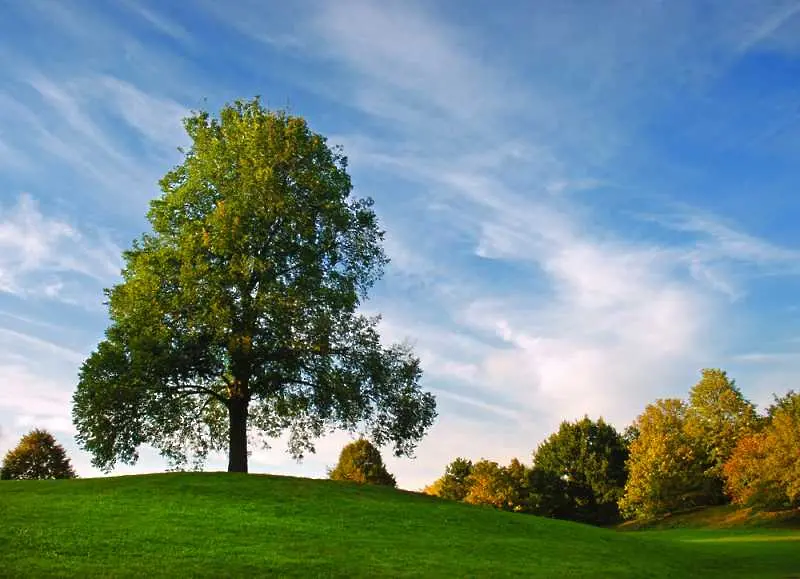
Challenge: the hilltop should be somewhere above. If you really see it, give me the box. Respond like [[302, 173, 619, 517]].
[[1, 473, 798, 578]]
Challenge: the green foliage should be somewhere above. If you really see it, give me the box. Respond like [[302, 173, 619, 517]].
[[464, 459, 518, 510], [504, 458, 531, 512], [1, 429, 76, 480], [621, 369, 761, 520], [767, 389, 800, 419], [1, 473, 799, 578], [328, 439, 396, 487], [72, 98, 436, 473], [530, 416, 628, 524], [424, 457, 473, 501], [685, 369, 757, 497], [620, 399, 707, 519], [425, 457, 529, 512]]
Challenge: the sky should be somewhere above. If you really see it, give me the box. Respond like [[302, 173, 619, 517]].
[[1, 0, 800, 490]]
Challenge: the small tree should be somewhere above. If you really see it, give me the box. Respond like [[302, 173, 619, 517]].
[[426, 457, 529, 512], [767, 389, 800, 419], [328, 439, 396, 487], [1, 429, 77, 480], [424, 457, 474, 501]]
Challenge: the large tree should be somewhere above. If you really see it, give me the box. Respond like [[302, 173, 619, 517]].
[[73, 99, 437, 473], [1, 429, 77, 480], [530, 416, 628, 524], [619, 399, 706, 519], [685, 369, 757, 489]]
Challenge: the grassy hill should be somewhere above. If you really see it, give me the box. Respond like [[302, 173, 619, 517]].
[[1, 473, 798, 578], [618, 504, 800, 532]]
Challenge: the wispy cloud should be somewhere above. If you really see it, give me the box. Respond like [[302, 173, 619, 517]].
[[664, 212, 800, 267], [248, 1, 800, 482], [0, 193, 121, 301], [1, 0, 800, 489], [118, 0, 194, 44], [737, 1, 800, 53]]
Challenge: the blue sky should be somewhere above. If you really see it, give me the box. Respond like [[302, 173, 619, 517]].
[[1, 0, 800, 489]]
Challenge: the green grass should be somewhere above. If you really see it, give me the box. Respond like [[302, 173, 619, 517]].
[[1, 473, 798, 578], [618, 503, 800, 531]]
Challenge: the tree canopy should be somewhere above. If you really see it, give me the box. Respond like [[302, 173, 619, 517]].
[[685, 369, 757, 483], [619, 399, 706, 519], [463, 459, 520, 510], [328, 438, 396, 487], [1, 429, 77, 480], [72, 98, 437, 473], [423, 457, 474, 501], [724, 391, 800, 509], [419, 369, 793, 524], [530, 416, 628, 524]]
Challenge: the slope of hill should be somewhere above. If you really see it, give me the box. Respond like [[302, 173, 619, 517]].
[[1, 473, 798, 578], [618, 504, 800, 531]]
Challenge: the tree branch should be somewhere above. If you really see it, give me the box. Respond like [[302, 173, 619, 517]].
[[164, 382, 229, 404]]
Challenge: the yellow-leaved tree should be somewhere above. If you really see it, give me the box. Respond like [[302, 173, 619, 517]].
[[619, 399, 705, 519], [685, 369, 758, 502]]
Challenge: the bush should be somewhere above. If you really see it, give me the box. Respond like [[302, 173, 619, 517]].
[[328, 439, 396, 487], [1, 429, 77, 480]]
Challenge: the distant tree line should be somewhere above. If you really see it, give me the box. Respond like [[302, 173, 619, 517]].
[[6, 367, 798, 528], [422, 369, 800, 524]]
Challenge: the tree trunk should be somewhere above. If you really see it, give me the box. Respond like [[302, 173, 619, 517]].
[[227, 395, 249, 473]]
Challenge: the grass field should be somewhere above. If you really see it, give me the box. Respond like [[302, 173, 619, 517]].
[[1, 473, 798, 578], [618, 503, 800, 532]]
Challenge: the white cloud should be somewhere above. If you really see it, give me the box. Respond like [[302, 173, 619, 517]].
[[89, 75, 189, 153], [0, 193, 122, 301], [281, 0, 792, 448], [737, 1, 800, 53], [0, 63, 189, 210], [1, 0, 799, 492], [0, 359, 77, 445], [0, 328, 83, 364], [119, 0, 193, 44]]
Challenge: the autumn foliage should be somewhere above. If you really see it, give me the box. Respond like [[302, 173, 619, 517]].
[[1, 429, 77, 480], [619, 399, 705, 519], [424, 369, 798, 524], [723, 392, 800, 509]]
